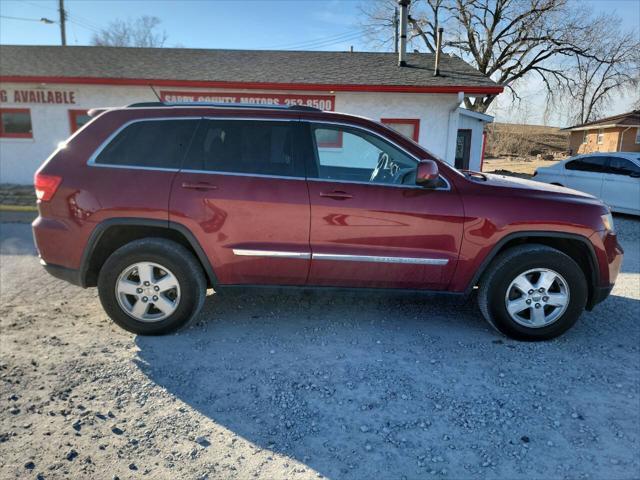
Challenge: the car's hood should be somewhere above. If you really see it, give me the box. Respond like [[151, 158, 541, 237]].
[[479, 172, 595, 198]]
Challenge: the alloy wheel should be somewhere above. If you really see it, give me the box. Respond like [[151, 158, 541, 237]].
[[504, 268, 570, 328], [115, 262, 181, 322]]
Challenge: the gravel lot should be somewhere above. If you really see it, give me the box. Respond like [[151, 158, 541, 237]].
[[1, 217, 639, 480]]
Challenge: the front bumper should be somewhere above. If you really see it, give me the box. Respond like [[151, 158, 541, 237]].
[[586, 284, 614, 310], [586, 229, 623, 310]]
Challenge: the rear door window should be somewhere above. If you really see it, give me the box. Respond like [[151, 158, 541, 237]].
[[94, 119, 199, 169], [565, 157, 608, 172], [183, 120, 304, 178]]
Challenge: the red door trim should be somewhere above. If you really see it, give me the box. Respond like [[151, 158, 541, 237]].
[[480, 132, 487, 172], [0, 76, 504, 95], [68, 109, 89, 133], [380, 118, 421, 142]]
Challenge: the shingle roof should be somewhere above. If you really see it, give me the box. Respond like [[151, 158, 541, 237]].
[[564, 110, 640, 130], [0, 45, 501, 93]]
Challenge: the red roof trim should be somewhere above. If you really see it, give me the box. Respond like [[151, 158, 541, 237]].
[[0, 75, 504, 95]]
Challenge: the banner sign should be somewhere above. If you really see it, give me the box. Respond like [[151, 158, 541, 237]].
[[0, 89, 76, 104], [160, 90, 335, 111]]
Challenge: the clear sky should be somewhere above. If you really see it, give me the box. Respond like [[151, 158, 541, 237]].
[[1, 0, 639, 125]]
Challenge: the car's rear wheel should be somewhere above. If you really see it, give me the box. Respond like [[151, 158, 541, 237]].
[[98, 238, 206, 335], [478, 244, 588, 341]]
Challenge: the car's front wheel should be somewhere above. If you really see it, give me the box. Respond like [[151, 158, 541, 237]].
[[97, 238, 206, 335], [478, 244, 588, 341]]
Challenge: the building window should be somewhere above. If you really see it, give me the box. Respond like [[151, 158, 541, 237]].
[[0, 108, 33, 138], [597, 128, 604, 145], [582, 130, 588, 144], [69, 109, 91, 133], [380, 118, 420, 142], [636, 128, 640, 144], [315, 128, 343, 148]]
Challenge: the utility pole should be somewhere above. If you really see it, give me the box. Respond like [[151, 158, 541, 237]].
[[58, 0, 66, 46], [393, 7, 399, 54]]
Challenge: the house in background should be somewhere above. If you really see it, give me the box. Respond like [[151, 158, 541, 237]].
[[565, 110, 640, 155]]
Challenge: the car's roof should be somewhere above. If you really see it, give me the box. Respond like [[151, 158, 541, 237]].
[[575, 152, 640, 161], [124, 102, 321, 112]]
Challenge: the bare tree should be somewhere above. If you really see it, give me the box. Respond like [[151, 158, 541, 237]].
[[559, 16, 639, 123], [361, 0, 636, 114], [91, 16, 168, 48]]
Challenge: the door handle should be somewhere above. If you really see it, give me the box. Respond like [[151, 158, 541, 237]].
[[181, 181, 218, 191], [319, 190, 353, 200]]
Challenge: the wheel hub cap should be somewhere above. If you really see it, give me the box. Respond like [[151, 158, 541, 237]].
[[115, 262, 181, 322], [505, 268, 570, 328]]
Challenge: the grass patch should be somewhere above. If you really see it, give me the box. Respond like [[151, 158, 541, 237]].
[[0, 204, 38, 212]]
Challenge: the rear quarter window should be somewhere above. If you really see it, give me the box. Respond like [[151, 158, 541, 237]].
[[94, 119, 199, 169]]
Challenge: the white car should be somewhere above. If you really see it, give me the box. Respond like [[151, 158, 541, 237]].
[[534, 152, 640, 215]]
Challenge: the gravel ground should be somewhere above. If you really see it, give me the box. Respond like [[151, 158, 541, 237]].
[[1, 217, 639, 480]]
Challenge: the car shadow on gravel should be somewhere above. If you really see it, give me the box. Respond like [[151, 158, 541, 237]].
[[133, 289, 640, 479], [134, 290, 490, 478]]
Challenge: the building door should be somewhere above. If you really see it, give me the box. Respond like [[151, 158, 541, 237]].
[[303, 122, 464, 290], [455, 129, 472, 170]]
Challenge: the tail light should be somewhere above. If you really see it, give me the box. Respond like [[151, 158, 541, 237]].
[[34, 173, 62, 201]]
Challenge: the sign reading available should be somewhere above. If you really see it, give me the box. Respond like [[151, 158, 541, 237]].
[[160, 90, 335, 111], [0, 89, 76, 104]]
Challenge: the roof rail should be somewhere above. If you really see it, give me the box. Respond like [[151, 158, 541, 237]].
[[125, 101, 321, 112], [126, 102, 165, 108]]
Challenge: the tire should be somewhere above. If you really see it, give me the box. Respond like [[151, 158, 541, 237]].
[[97, 238, 207, 335], [478, 244, 588, 341]]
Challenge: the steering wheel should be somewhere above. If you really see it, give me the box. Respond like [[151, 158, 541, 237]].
[[370, 152, 390, 182]]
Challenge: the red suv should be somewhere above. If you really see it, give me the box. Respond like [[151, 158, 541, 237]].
[[33, 103, 622, 340]]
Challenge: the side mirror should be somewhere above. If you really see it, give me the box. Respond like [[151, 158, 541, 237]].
[[416, 160, 440, 188]]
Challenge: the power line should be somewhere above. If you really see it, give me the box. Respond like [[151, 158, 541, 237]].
[[265, 28, 373, 50], [268, 29, 374, 51], [19, 0, 102, 36], [0, 14, 55, 23], [68, 12, 103, 31], [22, 0, 58, 12], [66, 15, 102, 34], [288, 31, 372, 51]]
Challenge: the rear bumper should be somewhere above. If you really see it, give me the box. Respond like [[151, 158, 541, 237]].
[[40, 259, 83, 287]]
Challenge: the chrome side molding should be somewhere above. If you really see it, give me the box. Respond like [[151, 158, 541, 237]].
[[313, 253, 448, 265], [232, 249, 311, 259], [232, 249, 448, 265]]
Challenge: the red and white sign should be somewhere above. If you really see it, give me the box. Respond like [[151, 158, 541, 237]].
[[0, 89, 76, 104], [160, 90, 335, 111]]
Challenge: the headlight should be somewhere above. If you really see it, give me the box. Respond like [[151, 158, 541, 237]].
[[601, 212, 614, 232]]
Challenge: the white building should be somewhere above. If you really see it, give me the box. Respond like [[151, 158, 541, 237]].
[[0, 45, 501, 184]]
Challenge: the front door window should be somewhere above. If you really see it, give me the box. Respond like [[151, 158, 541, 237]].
[[311, 124, 417, 186]]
